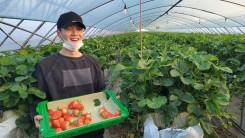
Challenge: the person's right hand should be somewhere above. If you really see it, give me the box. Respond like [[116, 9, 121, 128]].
[[34, 115, 43, 128]]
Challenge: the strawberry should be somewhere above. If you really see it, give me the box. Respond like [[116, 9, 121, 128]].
[[77, 121, 84, 127], [72, 109, 82, 117], [77, 116, 86, 123], [52, 120, 60, 128], [85, 114, 92, 121], [61, 121, 70, 130], [84, 119, 91, 124], [73, 103, 84, 111], [82, 111, 90, 116], [108, 113, 115, 118], [65, 116, 75, 123], [51, 110, 62, 120], [99, 107, 107, 113], [66, 125, 74, 130], [68, 101, 78, 109], [114, 110, 121, 117], [101, 111, 109, 118], [47, 109, 54, 116], [57, 105, 66, 110], [58, 117, 64, 124], [56, 128, 63, 133]]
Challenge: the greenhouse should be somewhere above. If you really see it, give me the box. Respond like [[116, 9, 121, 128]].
[[0, 0, 244, 138]]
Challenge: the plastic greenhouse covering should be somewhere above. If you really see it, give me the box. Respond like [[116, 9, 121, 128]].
[[0, 0, 245, 51]]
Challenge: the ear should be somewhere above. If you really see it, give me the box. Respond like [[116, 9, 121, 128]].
[[57, 30, 61, 38]]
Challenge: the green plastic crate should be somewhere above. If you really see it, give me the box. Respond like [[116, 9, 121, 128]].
[[36, 90, 129, 138]]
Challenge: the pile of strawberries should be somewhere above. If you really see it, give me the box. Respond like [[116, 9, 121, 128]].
[[99, 107, 121, 119], [47, 100, 92, 133]]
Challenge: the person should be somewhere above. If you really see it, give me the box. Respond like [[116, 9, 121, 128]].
[[29, 11, 106, 138]]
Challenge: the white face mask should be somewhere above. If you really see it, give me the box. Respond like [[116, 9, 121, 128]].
[[62, 40, 84, 51], [59, 30, 84, 51]]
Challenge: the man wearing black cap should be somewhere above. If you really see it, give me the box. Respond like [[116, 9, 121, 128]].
[[29, 11, 106, 138]]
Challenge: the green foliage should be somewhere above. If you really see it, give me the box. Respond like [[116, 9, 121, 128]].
[[0, 44, 60, 135], [0, 32, 244, 137], [105, 32, 243, 137]]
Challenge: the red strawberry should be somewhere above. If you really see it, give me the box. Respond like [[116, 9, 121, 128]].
[[99, 107, 107, 113], [108, 113, 115, 118], [56, 128, 62, 133], [61, 121, 70, 130], [72, 110, 82, 117], [82, 111, 90, 116], [77, 116, 86, 123], [85, 114, 92, 121], [84, 119, 91, 124], [65, 116, 75, 123], [73, 103, 84, 111], [101, 111, 109, 118], [48, 109, 54, 116], [58, 117, 64, 124], [57, 105, 66, 110], [68, 101, 78, 109], [52, 120, 60, 128], [77, 121, 84, 127], [66, 125, 74, 130], [51, 111, 62, 120], [114, 110, 121, 117]]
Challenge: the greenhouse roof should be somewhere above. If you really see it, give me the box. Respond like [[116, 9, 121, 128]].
[[0, 0, 245, 51]]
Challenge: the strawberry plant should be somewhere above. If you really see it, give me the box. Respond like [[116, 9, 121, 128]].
[[111, 33, 237, 137]]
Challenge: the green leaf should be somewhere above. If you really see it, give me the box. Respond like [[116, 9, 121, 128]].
[[162, 105, 178, 124], [187, 104, 202, 116], [16, 65, 28, 75], [170, 89, 184, 97], [138, 99, 147, 107], [162, 78, 174, 86], [214, 92, 230, 106], [219, 67, 233, 73], [15, 76, 29, 82], [180, 93, 194, 103], [15, 115, 31, 130], [170, 69, 181, 77], [205, 99, 220, 115], [192, 83, 204, 90], [146, 96, 167, 109], [0, 91, 10, 101], [172, 59, 190, 74], [113, 64, 126, 72], [3, 95, 19, 107], [170, 94, 178, 101], [200, 117, 212, 134], [0, 82, 12, 92], [10, 83, 22, 92], [93, 99, 101, 106], [0, 67, 9, 77], [180, 75, 192, 85], [187, 115, 199, 126], [195, 61, 211, 70], [0, 57, 11, 65], [19, 89, 28, 99], [27, 88, 46, 99]]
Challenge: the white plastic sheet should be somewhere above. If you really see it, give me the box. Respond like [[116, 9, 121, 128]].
[[143, 116, 204, 138]]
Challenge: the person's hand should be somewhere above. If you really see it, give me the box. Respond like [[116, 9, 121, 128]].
[[116, 95, 120, 99], [34, 115, 43, 128]]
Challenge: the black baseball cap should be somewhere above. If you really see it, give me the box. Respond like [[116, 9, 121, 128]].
[[57, 11, 86, 29]]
